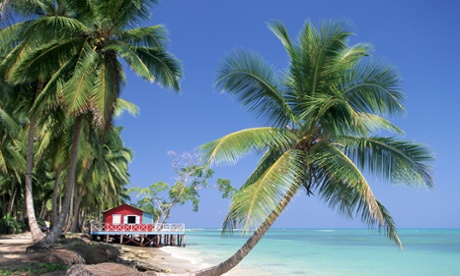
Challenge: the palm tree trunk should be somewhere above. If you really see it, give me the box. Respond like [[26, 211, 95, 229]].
[[51, 166, 61, 227], [64, 185, 75, 232], [7, 178, 16, 214], [70, 175, 89, 233], [25, 81, 45, 243], [70, 192, 82, 233], [191, 186, 297, 276], [30, 115, 83, 250]]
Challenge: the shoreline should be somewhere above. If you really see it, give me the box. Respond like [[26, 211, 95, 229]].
[[123, 245, 205, 274]]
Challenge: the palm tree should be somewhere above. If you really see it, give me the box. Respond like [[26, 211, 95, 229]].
[[30, 0, 182, 248], [0, 0, 82, 242], [69, 124, 133, 232], [196, 20, 434, 275], [2, 0, 182, 246], [0, 78, 26, 219]]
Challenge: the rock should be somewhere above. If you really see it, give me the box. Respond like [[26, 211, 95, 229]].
[[130, 260, 170, 273], [31, 249, 85, 266], [66, 263, 146, 276]]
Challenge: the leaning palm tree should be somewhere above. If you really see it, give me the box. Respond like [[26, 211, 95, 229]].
[[195, 20, 434, 275]]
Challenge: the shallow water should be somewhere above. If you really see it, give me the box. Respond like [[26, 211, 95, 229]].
[[162, 228, 460, 275]]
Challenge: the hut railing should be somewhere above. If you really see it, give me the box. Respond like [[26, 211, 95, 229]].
[[90, 223, 185, 233]]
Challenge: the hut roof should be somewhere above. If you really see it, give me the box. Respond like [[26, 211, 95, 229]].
[[102, 203, 143, 213]]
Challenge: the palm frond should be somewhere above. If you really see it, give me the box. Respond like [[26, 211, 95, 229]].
[[31, 54, 79, 115], [0, 104, 20, 135], [91, 53, 124, 127], [341, 59, 405, 116], [223, 149, 307, 233], [201, 127, 295, 166], [20, 15, 90, 43], [0, 149, 7, 174], [310, 142, 402, 247], [298, 20, 353, 97], [62, 44, 99, 116], [114, 98, 139, 117], [297, 91, 404, 136], [99, 0, 158, 30], [340, 136, 435, 187], [268, 21, 294, 57], [109, 43, 154, 82], [7, 141, 26, 173], [240, 149, 284, 190], [215, 49, 293, 126], [118, 25, 168, 48], [134, 46, 182, 92], [0, 21, 30, 51], [9, 37, 84, 84], [329, 43, 373, 77]]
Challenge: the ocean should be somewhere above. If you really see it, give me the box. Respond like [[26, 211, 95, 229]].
[[161, 228, 460, 275]]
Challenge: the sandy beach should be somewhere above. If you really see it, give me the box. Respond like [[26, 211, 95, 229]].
[[0, 232, 201, 275]]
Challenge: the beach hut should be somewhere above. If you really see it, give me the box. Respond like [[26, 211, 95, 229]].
[[90, 204, 185, 247], [103, 203, 153, 226]]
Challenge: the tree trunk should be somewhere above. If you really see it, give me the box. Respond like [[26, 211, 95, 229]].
[[39, 201, 46, 219], [51, 166, 61, 227], [191, 186, 297, 276], [70, 192, 82, 233], [7, 178, 16, 214], [70, 175, 89, 233], [25, 81, 45, 243], [64, 184, 75, 232], [30, 115, 83, 250]]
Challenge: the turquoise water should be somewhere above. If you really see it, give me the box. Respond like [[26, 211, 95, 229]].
[[162, 228, 460, 275]]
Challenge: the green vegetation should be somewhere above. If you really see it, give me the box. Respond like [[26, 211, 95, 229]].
[[0, 262, 68, 275], [0, 0, 183, 248], [1, 2, 435, 275], [0, 214, 27, 234], [130, 152, 235, 224], [195, 20, 435, 275]]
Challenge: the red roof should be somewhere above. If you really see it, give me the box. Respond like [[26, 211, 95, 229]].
[[102, 203, 143, 213]]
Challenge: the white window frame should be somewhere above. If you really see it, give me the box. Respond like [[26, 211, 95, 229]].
[[126, 215, 138, 224]]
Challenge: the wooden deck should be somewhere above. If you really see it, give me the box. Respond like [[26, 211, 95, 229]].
[[90, 223, 186, 247]]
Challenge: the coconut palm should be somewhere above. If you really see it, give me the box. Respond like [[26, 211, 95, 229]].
[[69, 124, 133, 232], [0, 0, 84, 242], [29, 0, 182, 248], [196, 20, 434, 275], [1, 0, 182, 247], [0, 79, 26, 219]]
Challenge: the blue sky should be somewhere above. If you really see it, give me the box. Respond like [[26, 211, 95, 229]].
[[116, 0, 460, 229]]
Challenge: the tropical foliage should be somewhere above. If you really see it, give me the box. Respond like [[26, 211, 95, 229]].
[[196, 20, 435, 275], [0, 0, 183, 245], [130, 152, 235, 224]]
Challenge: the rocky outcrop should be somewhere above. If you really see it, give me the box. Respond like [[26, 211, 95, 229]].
[[66, 262, 160, 276], [30, 249, 85, 266]]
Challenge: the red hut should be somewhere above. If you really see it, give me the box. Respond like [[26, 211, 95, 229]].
[[103, 204, 148, 231], [90, 203, 185, 247]]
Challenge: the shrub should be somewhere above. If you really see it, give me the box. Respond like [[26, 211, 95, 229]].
[[0, 214, 25, 234]]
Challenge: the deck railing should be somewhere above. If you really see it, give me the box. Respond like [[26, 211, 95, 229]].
[[90, 223, 185, 233]]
